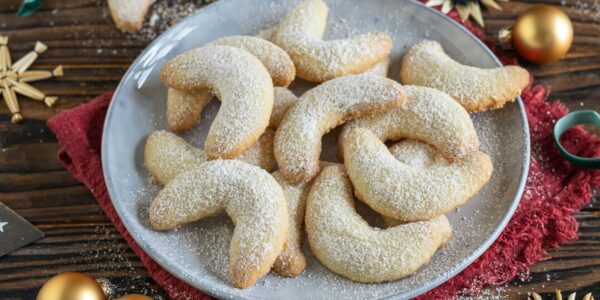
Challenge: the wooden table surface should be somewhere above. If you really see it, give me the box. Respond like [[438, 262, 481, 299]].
[[0, 0, 598, 299]]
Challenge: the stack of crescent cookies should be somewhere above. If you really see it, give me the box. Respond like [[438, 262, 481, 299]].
[[143, 0, 530, 289]]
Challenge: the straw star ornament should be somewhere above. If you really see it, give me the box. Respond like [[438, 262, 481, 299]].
[[425, 0, 506, 27], [0, 36, 63, 123]]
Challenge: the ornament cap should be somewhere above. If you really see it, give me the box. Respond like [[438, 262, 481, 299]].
[[497, 26, 512, 45], [95, 277, 114, 298]]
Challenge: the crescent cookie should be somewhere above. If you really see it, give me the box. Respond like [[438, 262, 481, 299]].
[[342, 128, 493, 222], [167, 87, 297, 133], [269, 88, 299, 128], [144, 131, 205, 185], [144, 130, 300, 276], [236, 128, 277, 172], [161, 45, 273, 159], [272, 0, 392, 83], [274, 75, 405, 183], [305, 164, 452, 283], [399, 40, 529, 112], [382, 140, 453, 228], [257, 21, 389, 78], [144, 130, 336, 277], [206, 36, 296, 87], [148, 160, 288, 288], [144, 130, 277, 183], [144, 131, 303, 277], [340, 85, 479, 160], [166, 89, 213, 133], [270, 171, 311, 277], [165, 36, 295, 133], [269, 161, 335, 277], [362, 57, 391, 77]]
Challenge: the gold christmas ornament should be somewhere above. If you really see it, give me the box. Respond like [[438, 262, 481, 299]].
[[116, 294, 154, 300], [507, 5, 573, 64], [37, 272, 107, 300], [36, 271, 155, 300], [0, 36, 63, 123]]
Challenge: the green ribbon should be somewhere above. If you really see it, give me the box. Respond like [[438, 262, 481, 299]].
[[553, 110, 600, 169], [17, 0, 44, 17]]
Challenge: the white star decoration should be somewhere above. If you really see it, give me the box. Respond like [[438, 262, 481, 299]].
[[0, 221, 7, 232]]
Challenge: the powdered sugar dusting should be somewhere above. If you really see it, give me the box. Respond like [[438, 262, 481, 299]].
[[161, 45, 273, 158], [206, 36, 295, 87], [272, 0, 392, 82], [274, 75, 404, 182], [305, 164, 452, 282], [342, 128, 493, 221], [271, 171, 312, 276], [341, 85, 480, 160], [270, 88, 299, 127], [149, 160, 288, 287], [236, 128, 277, 172], [390, 140, 451, 168], [400, 40, 529, 112], [145, 130, 276, 183], [108, 0, 529, 298]]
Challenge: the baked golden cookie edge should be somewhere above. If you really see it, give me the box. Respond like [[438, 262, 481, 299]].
[[399, 40, 529, 112]]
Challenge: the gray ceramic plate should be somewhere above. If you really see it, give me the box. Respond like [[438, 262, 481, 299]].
[[101, 0, 530, 299]]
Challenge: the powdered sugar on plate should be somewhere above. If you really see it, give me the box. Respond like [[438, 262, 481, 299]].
[[104, 0, 529, 298]]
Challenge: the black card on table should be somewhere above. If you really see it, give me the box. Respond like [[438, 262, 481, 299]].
[[0, 202, 44, 257]]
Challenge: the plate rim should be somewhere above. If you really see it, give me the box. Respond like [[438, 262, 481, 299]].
[[101, 0, 531, 298]]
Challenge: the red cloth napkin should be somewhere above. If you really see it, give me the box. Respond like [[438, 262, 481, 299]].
[[47, 93, 210, 300], [47, 17, 600, 300]]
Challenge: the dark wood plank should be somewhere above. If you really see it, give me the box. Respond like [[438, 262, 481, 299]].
[[0, 0, 598, 299]]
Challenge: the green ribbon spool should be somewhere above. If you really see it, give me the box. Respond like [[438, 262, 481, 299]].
[[553, 110, 600, 169], [17, 0, 44, 17]]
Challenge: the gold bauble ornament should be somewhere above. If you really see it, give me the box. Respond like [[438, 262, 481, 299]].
[[512, 5, 573, 64], [116, 294, 154, 300], [37, 272, 107, 300]]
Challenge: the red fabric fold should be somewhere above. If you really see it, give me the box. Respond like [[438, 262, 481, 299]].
[[48, 93, 210, 300], [47, 12, 600, 300]]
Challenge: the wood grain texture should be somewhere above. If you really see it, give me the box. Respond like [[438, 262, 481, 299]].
[[0, 0, 598, 299]]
